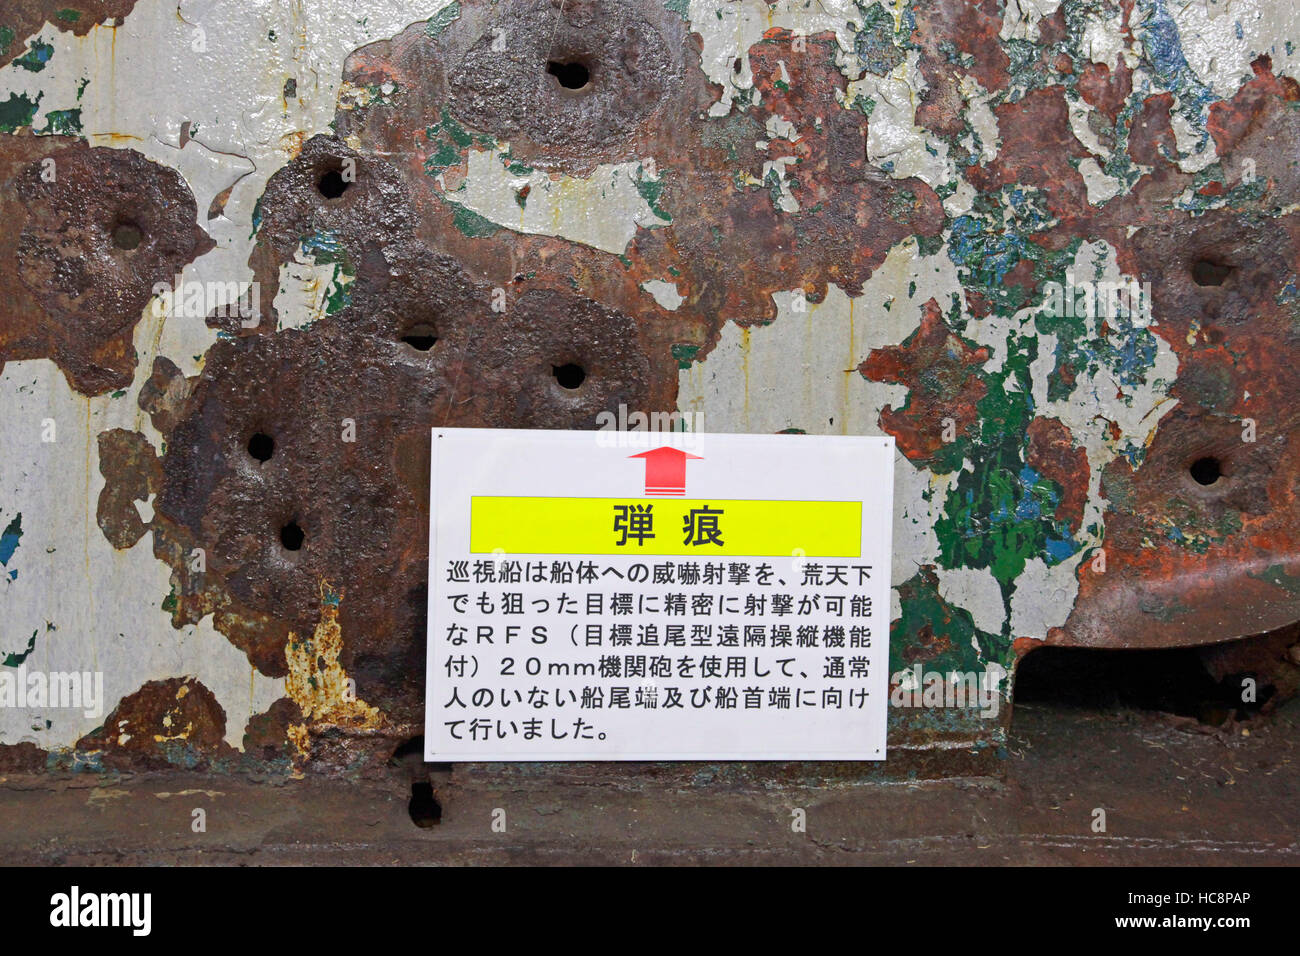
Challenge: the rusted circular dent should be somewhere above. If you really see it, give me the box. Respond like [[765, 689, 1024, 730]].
[[443, 0, 685, 166], [1, 141, 213, 394]]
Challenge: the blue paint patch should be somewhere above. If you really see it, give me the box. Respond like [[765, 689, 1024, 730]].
[[0, 513, 22, 566], [1045, 537, 1077, 562]]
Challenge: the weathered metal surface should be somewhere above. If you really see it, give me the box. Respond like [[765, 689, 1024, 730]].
[[0, 0, 1297, 778], [0, 699, 1297, 862]]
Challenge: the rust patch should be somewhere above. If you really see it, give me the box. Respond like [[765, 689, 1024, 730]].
[[241, 697, 303, 763], [439, 0, 686, 172], [0, 134, 213, 394], [859, 298, 989, 467], [96, 427, 160, 550], [78, 676, 234, 770]]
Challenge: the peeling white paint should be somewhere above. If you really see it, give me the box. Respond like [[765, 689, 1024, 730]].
[[683, 0, 870, 116], [1000, 0, 1064, 42], [272, 244, 352, 331], [640, 279, 684, 311], [1164, 0, 1300, 97], [958, 75, 1000, 165], [0, 357, 285, 751], [846, 50, 950, 186], [440, 147, 667, 254]]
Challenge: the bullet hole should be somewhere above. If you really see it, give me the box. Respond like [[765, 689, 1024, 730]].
[[280, 520, 305, 551], [317, 168, 350, 199], [401, 325, 438, 351], [1189, 456, 1223, 486], [552, 362, 586, 389], [111, 222, 143, 251], [409, 780, 442, 827], [1192, 259, 1233, 286], [547, 59, 590, 90], [247, 432, 275, 462]]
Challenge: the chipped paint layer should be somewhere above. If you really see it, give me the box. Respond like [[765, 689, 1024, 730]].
[[0, 0, 1297, 772]]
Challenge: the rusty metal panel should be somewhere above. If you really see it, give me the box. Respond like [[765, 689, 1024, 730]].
[[0, 0, 1296, 778]]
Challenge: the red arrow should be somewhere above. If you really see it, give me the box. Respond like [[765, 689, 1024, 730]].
[[629, 446, 702, 496]]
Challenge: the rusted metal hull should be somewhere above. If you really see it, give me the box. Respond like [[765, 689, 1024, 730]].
[[0, 0, 1296, 777]]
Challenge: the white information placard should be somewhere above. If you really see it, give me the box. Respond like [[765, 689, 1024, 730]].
[[425, 428, 894, 761]]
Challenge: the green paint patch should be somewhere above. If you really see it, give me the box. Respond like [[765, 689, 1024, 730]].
[[890, 569, 1006, 676], [931, 334, 1078, 619], [56, 9, 82, 23], [635, 165, 672, 222], [663, 0, 690, 18], [451, 203, 501, 238], [854, 1, 909, 76], [426, 2, 462, 38], [14, 38, 53, 72], [40, 107, 81, 135], [0, 91, 41, 132], [250, 195, 265, 238], [301, 231, 355, 315], [1248, 564, 1300, 596], [2, 631, 37, 668], [423, 107, 491, 177], [671, 344, 699, 369], [0, 26, 15, 57]]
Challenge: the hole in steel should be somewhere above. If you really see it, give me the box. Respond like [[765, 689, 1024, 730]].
[[1013, 646, 1274, 726], [247, 432, 275, 462], [547, 60, 590, 90], [1189, 456, 1223, 486], [409, 780, 442, 827], [389, 736, 452, 773], [552, 362, 586, 389], [401, 325, 438, 351], [111, 222, 143, 250], [280, 520, 305, 551], [1191, 259, 1232, 286], [317, 169, 350, 199], [390, 736, 424, 765]]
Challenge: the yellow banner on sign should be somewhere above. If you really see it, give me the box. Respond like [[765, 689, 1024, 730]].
[[470, 497, 862, 557]]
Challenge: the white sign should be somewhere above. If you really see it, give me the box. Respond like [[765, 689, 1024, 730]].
[[425, 428, 894, 761]]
